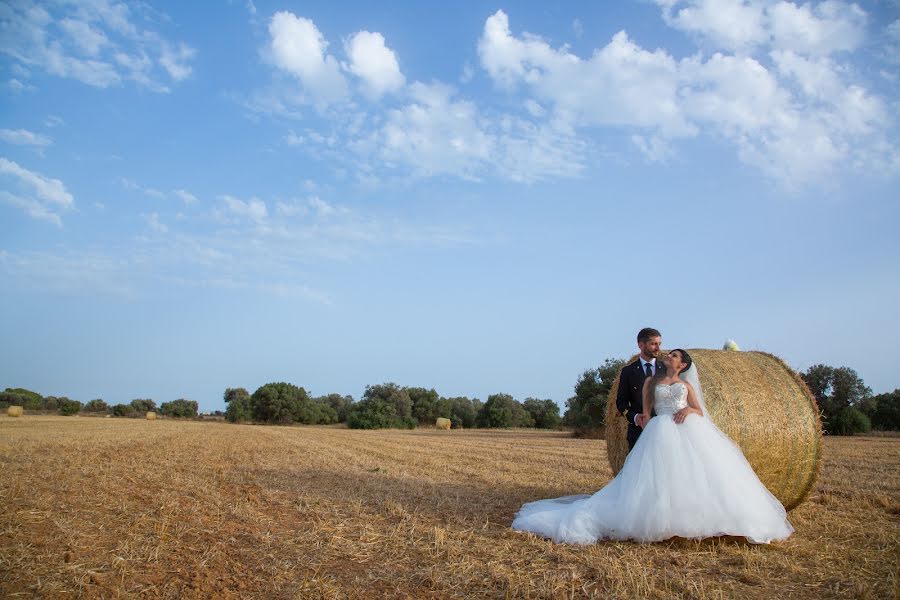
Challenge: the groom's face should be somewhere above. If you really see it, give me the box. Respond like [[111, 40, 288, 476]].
[[639, 336, 661, 359]]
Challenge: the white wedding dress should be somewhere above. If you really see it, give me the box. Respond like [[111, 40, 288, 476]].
[[512, 380, 794, 544]]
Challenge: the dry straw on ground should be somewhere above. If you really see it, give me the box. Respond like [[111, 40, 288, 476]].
[[606, 349, 822, 509], [6, 406, 23, 417], [1, 416, 895, 598]]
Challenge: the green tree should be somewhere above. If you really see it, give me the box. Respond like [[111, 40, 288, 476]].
[[315, 393, 354, 423], [4, 387, 42, 409], [42, 396, 59, 411], [160, 399, 199, 418], [406, 387, 442, 424], [801, 365, 872, 435], [859, 390, 900, 431], [446, 396, 479, 429], [83, 399, 109, 413], [251, 382, 313, 424], [0, 391, 24, 409], [346, 383, 415, 429], [563, 358, 626, 428], [57, 397, 82, 416], [523, 398, 561, 429], [830, 407, 871, 435], [477, 393, 533, 428], [224, 387, 252, 423], [130, 398, 157, 413], [111, 403, 136, 417]]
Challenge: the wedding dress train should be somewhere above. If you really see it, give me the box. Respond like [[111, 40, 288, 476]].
[[511, 381, 794, 544]]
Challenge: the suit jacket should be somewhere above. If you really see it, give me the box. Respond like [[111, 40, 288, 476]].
[[616, 358, 660, 426]]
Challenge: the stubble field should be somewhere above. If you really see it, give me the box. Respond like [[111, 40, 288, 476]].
[[0, 416, 897, 599]]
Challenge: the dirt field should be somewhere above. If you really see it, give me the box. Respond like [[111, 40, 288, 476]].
[[0, 416, 897, 599]]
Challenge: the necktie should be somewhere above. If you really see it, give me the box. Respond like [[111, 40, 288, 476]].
[[645, 362, 653, 378]]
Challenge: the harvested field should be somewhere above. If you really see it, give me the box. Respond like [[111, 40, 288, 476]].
[[0, 416, 897, 599]]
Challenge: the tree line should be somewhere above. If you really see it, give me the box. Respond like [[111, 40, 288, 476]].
[[561, 359, 899, 435], [0, 390, 199, 419], [223, 382, 562, 429], [4, 359, 896, 434]]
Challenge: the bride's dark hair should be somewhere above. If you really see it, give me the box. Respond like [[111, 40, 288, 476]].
[[643, 349, 693, 408]]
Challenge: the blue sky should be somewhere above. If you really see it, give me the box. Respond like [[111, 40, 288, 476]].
[[1, 0, 898, 412]]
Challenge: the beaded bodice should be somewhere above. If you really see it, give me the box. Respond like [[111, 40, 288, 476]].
[[654, 382, 689, 415]]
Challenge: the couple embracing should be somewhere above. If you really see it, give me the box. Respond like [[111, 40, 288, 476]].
[[511, 328, 794, 544]]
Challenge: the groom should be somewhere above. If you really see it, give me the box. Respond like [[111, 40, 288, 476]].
[[616, 327, 662, 451]]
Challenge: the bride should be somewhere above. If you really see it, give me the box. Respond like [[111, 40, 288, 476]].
[[511, 349, 794, 544]]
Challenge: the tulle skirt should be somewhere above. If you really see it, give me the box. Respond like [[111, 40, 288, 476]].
[[511, 414, 794, 544]]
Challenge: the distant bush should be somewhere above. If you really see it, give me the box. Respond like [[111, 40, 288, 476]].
[[406, 387, 445, 424], [57, 398, 82, 416], [42, 396, 59, 411], [83, 399, 109, 413], [830, 407, 871, 435], [314, 393, 354, 423], [224, 388, 252, 423], [523, 398, 561, 429], [131, 399, 157, 413], [477, 394, 533, 428], [859, 390, 900, 431], [446, 396, 480, 429], [252, 382, 321, 424], [0, 392, 24, 409], [4, 388, 42, 410], [347, 383, 415, 429], [160, 399, 198, 418], [111, 403, 136, 417]]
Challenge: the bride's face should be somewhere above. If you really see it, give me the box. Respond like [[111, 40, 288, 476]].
[[664, 350, 685, 373]]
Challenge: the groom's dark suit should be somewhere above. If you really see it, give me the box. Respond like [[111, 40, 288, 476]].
[[616, 358, 660, 450]]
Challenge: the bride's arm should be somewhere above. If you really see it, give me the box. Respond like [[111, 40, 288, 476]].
[[674, 382, 703, 424]]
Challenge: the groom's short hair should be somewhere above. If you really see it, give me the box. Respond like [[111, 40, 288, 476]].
[[637, 327, 661, 343]]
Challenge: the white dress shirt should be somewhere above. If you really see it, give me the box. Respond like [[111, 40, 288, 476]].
[[635, 357, 658, 425]]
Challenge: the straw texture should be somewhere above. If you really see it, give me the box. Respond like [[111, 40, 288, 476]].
[[605, 349, 822, 510], [7, 406, 23, 417], [435, 417, 451, 430], [146, 412, 157, 420]]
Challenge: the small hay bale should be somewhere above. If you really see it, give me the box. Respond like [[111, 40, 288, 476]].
[[435, 417, 451, 430], [7, 405, 23, 417], [605, 349, 822, 510], [145, 411, 157, 420]]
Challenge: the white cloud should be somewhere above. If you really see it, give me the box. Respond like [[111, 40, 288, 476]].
[[655, 0, 867, 55], [0, 157, 73, 207], [219, 194, 268, 222], [141, 211, 168, 233], [0, 157, 74, 225], [267, 11, 348, 103], [120, 177, 165, 199], [360, 82, 494, 180], [0, 0, 195, 92], [0, 128, 52, 147], [478, 11, 693, 136], [173, 189, 198, 204], [344, 30, 405, 98], [768, 1, 866, 56], [476, 8, 897, 187]]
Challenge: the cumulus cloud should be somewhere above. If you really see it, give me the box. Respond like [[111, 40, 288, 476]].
[[344, 30, 405, 98], [0, 157, 74, 225], [0, 0, 195, 92], [656, 0, 867, 55], [0, 128, 52, 147], [477, 8, 896, 187], [267, 11, 348, 102]]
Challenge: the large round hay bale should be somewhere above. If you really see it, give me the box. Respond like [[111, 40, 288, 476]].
[[605, 349, 821, 510], [145, 411, 157, 420], [435, 417, 451, 430], [7, 405, 23, 417]]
